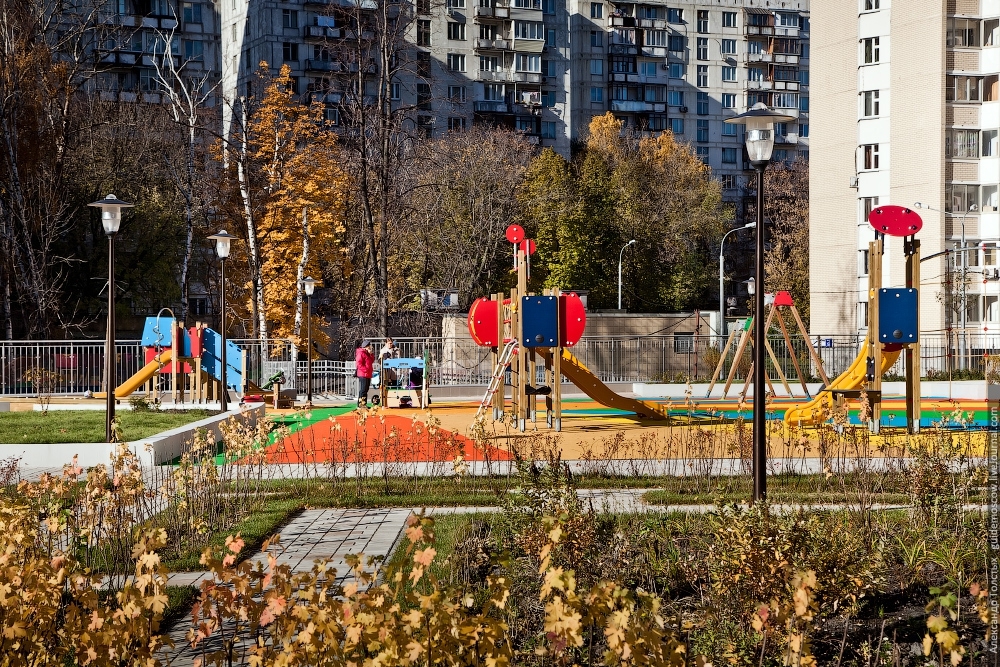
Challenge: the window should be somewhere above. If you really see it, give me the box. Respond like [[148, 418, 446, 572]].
[[776, 13, 798, 27], [543, 0, 555, 14], [644, 85, 665, 102], [417, 0, 430, 12], [484, 83, 504, 100], [947, 18, 980, 47], [859, 249, 870, 276], [696, 37, 708, 60], [591, 31, 603, 46], [697, 10, 708, 33], [515, 21, 544, 39], [798, 123, 809, 137], [668, 35, 684, 52], [697, 91, 708, 114], [541, 91, 555, 106], [722, 11, 737, 28], [417, 20, 431, 45], [946, 129, 980, 158], [611, 56, 635, 72], [667, 8, 682, 23], [282, 9, 298, 28], [772, 149, 787, 163], [183, 39, 203, 60], [696, 65, 708, 87], [545, 59, 558, 76], [645, 30, 668, 47], [516, 53, 540, 72], [417, 51, 431, 76], [860, 198, 879, 224], [798, 70, 809, 86], [722, 66, 737, 82], [862, 37, 880, 64], [612, 28, 636, 45], [417, 115, 433, 138], [648, 115, 667, 131], [696, 146, 710, 160], [670, 118, 684, 134], [722, 122, 737, 136], [479, 55, 499, 71], [640, 61, 657, 77], [722, 147, 738, 163], [448, 117, 466, 131], [282, 42, 298, 61], [449, 0, 467, 7], [862, 90, 879, 117], [231, 23, 237, 42], [720, 174, 738, 190], [982, 184, 999, 212], [697, 119, 709, 142], [590, 58, 603, 75], [983, 129, 998, 157], [673, 333, 694, 353], [864, 0, 879, 9], [448, 22, 466, 40], [947, 75, 983, 102], [541, 121, 557, 138], [667, 90, 683, 106], [590, 86, 604, 102], [801, 17, 809, 33], [417, 83, 431, 110], [721, 39, 736, 55], [946, 184, 980, 213], [861, 144, 880, 170], [447, 53, 466, 71], [182, 2, 202, 23], [722, 93, 736, 108], [590, 2, 603, 18], [668, 62, 684, 78], [391, 82, 401, 100], [547, 29, 556, 46]]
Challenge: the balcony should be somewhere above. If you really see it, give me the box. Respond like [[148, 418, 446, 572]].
[[609, 72, 640, 83], [474, 100, 511, 113], [639, 45, 667, 57], [637, 18, 667, 28], [773, 53, 799, 64], [474, 5, 510, 19], [512, 71, 542, 83], [478, 69, 512, 81], [610, 100, 664, 112], [745, 51, 773, 63], [775, 26, 799, 37], [609, 44, 638, 55], [305, 25, 342, 39], [475, 37, 512, 50], [745, 79, 773, 90], [97, 12, 137, 27], [610, 15, 636, 26], [513, 38, 545, 53], [524, 134, 541, 144], [305, 59, 342, 72], [746, 25, 775, 36], [772, 80, 799, 91]]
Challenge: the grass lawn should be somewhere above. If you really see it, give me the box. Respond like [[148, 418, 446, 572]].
[[0, 409, 218, 444]]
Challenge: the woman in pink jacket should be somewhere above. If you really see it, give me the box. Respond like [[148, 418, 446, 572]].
[[355, 340, 375, 407]]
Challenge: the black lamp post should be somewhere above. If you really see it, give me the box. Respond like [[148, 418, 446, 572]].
[[89, 194, 133, 442], [302, 276, 317, 406], [208, 230, 236, 412], [725, 103, 795, 502]]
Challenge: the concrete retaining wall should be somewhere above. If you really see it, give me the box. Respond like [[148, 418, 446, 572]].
[[0, 405, 265, 469]]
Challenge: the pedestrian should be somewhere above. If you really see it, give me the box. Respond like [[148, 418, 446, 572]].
[[355, 340, 375, 408], [379, 337, 398, 362]]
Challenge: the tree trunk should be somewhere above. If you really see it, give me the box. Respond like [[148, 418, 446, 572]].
[[293, 206, 309, 340], [236, 111, 267, 345]]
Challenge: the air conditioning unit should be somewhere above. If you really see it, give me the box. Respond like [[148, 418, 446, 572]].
[[521, 91, 541, 106], [849, 176, 859, 188], [679, 106, 688, 113], [420, 289, 461, 310]]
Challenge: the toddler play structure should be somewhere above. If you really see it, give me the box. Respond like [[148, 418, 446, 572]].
[[375, 354, 430, 408], [468, 224, 670, 431], [94, 315, 242, 404], [782, 205, 923, 432]]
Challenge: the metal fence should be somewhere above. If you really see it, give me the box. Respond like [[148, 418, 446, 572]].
[[0, 332, 994, 398]]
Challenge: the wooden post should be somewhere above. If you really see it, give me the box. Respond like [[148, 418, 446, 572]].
[[774, 309, 811, 398], [706, 325, 739, 398], [870, 238, 883, 432], [171, 322, 178, 405], [516, 246, 527, 432], [554, 288, 562, 432], [906, 236, 922, 433], [722, 325, 753, 398]]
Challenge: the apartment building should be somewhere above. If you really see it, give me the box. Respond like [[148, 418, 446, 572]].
[[92, 1, 221, 101], [218, 0, 808, 174], [810, 0, 999, 338]]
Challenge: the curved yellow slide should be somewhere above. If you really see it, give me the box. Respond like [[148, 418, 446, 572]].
[[93, 349, 172, 399], [782, 335, 899, 426], [537, 348, 669, 419]]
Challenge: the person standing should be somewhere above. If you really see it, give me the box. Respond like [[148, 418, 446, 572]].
[[355, 340, 375, 408]]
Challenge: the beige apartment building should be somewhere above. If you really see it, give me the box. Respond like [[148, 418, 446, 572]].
[[810, 0, 999, 340]]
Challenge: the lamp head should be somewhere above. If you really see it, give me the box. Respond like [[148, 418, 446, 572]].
[[89, 194, 134, 237], [302, 276, 317, 296], [746, 277, 756, 295], [628, 239, 636, 246], [913, 202, 924, 209], [970, 204, 978, 212], [725, 103, 796, 168], [744, 221, 757, 228], [207, 230, 237, 259]]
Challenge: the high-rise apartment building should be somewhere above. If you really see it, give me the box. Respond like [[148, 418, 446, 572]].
[[219, 0, 808, 193], [811, 0, 999, 337]]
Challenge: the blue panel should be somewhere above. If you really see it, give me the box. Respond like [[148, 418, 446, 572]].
[[521, 295, 559, 348], [878, 288, 919, 344], [383, 358, 425, 369], [141, 316, 175, 348], [202, 328, 244, 391]]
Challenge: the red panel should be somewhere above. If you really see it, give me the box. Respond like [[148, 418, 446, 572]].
[[505, 224, 525, 243], [145, 347, 191, 374], [868, 205, 923, 237], [773, 290, 795, 307], [559, 293, 587, 347], [188, 326, 202, 358], [467, 297, 500, 347]]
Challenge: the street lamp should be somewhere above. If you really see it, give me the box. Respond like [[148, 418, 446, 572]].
[[89, 194, 133, 442], [618, 239, 636, 310], [914, 201, 979, 370], [719, 222, 756, 337], [302, 276, 317, 406], [725, 103, 795, 503], [208, 230, 237, 412]]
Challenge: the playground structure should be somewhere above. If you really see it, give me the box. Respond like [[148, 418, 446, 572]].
[[782, 205, 923, 432], [94, 315, 242, 405], [468, 225, 671, 432], [376, 355, 431, 408]]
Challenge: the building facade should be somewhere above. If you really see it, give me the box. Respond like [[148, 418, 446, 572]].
[[811, 0, 999, 338]]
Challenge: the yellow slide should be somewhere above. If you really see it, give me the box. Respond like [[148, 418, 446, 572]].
[[93, 349, 173, 399], [782, 335, 900, 425], [537, 348, 669, 419]]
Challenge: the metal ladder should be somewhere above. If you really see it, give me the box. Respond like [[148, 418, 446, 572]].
[[475, 339, 517, 419]]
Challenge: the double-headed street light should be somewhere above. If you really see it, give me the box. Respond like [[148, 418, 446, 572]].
[[208, 230, 237, 412], [719, 221, 757, 337], [725, 103, 796, 502], [302, 276, 317, 406], [618, 239, 636, 311], [89, 194, 133, 442]]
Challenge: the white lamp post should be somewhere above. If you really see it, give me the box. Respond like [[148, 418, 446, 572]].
[[302, 276, 317, 406], [618, 239, 636, 310], [719, 222, 756, 337], [89, 194, 133, 442], [208, 230, 237, 412], [725, 103, 795, 503]]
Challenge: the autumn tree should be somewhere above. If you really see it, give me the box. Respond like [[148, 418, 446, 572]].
[[759, 157, 810, 324]]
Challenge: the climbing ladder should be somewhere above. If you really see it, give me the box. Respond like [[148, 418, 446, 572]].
[[476, 339, 518, 420]]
